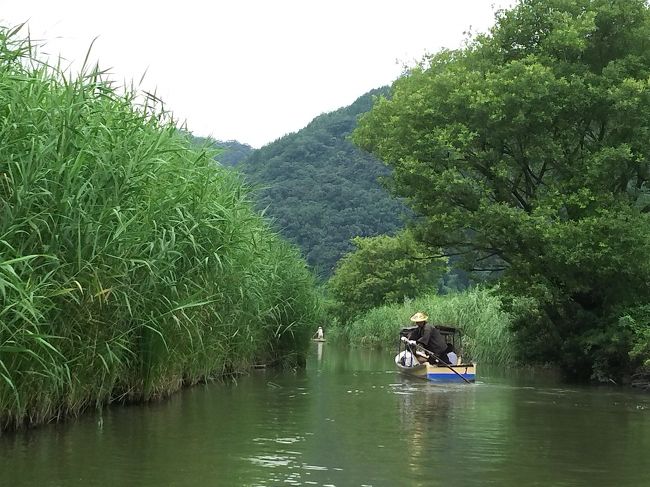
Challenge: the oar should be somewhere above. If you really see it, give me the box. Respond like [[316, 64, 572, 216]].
[[409, 341, 472, 384]]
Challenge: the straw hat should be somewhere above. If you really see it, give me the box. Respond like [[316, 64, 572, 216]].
[[410, 312, 428, 322]]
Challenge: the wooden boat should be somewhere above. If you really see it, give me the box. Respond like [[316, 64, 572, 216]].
[[396, 360, 476, 382], [395, 325, 476, 383], [312, 338, 326, 342]]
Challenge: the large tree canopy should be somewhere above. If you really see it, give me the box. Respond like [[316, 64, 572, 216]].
[[354, 0, 650, 380]]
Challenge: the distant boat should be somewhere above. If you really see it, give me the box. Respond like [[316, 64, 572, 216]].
[[312, 338, 326, 343], [395, 325, 476, 383]]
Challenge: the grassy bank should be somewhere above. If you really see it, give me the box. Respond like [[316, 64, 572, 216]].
[[0, 27, 323, 430], [328, 287, 515, 364]]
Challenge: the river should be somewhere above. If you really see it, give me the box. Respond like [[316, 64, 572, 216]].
[[1, 343, 649, 486]]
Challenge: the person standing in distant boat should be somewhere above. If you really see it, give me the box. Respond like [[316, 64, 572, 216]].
[[316, 326, 324, 340], [406, 312, 450, 364]]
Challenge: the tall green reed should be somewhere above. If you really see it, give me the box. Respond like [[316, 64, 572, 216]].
[[0, 26, 322, 430]]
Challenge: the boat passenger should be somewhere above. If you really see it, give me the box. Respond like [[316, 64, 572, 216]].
[[406, 312, 451, 364], [316, 326, 324, 339], [446, 343, 459, 366]]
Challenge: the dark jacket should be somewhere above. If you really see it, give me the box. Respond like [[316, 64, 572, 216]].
[[408, 323, 447, 356]]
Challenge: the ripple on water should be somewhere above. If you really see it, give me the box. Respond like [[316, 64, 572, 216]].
[[245, 451, 338, 487], [247, 454, 292, 467], [252, 435, 305, 445]]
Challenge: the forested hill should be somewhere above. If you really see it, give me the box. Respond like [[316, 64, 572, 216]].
[[190, 136, 255, 166], [236, 87, 408, 278]]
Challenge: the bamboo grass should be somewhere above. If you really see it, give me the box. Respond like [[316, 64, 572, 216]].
[[0, 27, 323, 430]]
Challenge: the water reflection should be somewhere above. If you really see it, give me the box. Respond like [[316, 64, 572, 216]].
[[1, 345, 649, 487]]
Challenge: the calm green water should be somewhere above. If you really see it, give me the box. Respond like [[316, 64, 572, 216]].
[[2, 344, 650, 487]]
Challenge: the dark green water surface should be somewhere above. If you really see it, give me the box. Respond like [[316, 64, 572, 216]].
[[2, 344, 649, 486]]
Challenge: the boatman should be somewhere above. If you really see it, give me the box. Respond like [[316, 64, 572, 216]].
[[406, 312, 450, 364]]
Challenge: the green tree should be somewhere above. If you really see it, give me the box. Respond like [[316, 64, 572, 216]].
[[328, 231, 446, 323], [353, 0, 650, 380]]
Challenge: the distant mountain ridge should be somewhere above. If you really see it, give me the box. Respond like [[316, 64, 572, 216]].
[[233, 87, 408, 277], [189, 137, 254, 166]]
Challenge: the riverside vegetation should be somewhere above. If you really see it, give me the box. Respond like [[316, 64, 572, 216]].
[[0, 27, 323, 430]]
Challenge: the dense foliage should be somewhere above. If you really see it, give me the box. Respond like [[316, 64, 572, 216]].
[[238, 88, 408, 278], [328, 231, 446, 323], [0, 28, 322, 429], [354, 0, 650, 381]]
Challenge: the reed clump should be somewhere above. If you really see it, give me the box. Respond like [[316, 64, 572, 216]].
[[334, 287, 515, 364], [0, 26, 322, 430]]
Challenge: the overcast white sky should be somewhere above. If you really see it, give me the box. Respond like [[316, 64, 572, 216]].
[[1, 1, 515, 148]]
